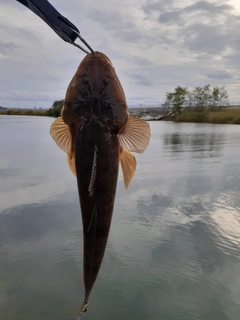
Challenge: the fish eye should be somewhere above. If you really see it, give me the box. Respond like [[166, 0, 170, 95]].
[[82, 77, 89, 85], [103, 77, 110, 86]]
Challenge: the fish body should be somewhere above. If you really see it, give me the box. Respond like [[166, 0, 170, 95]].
[[50, 52, 151, 317], [75, 122, 119, 304]]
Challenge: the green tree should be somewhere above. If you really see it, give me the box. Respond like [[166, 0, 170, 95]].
[[189, 85, 229, 110], [163, 86, 188, 114], [211, 86, 229, 110], [47, 99, 64, 117], [192, 84, 212, 110]]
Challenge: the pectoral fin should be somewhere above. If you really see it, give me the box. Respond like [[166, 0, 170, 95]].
[[50, 117, 71, 154], [117, 116, 151, 154], [120, 147, 136, 190], [50, 117, 76, 176]]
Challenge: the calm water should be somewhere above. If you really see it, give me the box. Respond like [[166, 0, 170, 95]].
[[0, 115, 240, 320]]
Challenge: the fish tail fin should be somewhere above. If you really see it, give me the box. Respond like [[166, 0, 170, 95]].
[[77, 298, 89, 319]]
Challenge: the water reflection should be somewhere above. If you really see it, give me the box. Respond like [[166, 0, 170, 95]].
[[164, 130, 225, 158], [0, 200, 83, 320], [1, 117, 240, 320], [211, 193, 240, 248]]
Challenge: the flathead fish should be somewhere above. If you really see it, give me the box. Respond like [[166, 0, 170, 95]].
[[50, 51, 151, 317]]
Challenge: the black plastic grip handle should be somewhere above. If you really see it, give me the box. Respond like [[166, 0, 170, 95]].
[[16, 0, 79, 43]]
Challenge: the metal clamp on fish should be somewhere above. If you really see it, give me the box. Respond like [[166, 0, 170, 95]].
[[16, 0, 94, 54]]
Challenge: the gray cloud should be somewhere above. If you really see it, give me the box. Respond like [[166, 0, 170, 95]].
[[224, 53, 240, 67], [186, 1, 232, 13], [182, 23, 229, 54], [85, 8, 146, 43], [206, 70, 232, 80], [131, 73, 154, 87], [159, 11, 182, 24], [183, 17, 240, 56], [154, 1, 233, 25], [128, 55, 156, 67], [0, 22, 42, 44], [0, 41, 24, 55], [142, 0, 175, 14], [1, 0, 240, 108]]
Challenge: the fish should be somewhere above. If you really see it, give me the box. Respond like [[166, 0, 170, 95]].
[[50, 51, 151, 317]]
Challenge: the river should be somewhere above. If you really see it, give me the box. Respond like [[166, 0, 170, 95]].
[[0, 115, 240, 320]]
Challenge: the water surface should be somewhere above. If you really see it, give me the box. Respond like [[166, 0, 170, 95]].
[[0, 116, 240, 320]]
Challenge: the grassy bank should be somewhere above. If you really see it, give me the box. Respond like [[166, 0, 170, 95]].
[[1, 107, 240, 125], [174, 109, 240, 124], [0, 109, 48, 116]]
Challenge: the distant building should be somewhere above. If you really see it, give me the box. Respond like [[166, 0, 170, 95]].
[[0, 106, 7, 110]]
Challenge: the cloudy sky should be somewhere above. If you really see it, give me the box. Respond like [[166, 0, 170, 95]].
[[1, 0, 240, 109]]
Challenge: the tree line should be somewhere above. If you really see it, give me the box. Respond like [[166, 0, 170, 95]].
[[46, 85, 230, 118], [47, 99, 64, 117], [162, 85, 229, 114]]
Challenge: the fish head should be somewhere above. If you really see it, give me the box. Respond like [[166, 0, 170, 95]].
[[62, 51, 128, 134]]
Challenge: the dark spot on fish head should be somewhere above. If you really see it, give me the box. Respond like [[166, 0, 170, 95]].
[[103, 77, 110, 86], [82, 76, 90, 85]]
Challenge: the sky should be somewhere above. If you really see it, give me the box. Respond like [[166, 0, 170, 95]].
[[1, 0, 240, 109]]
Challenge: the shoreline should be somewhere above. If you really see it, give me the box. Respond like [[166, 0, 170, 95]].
[[172, 109, 240, 125], [1, 108, 240, 125], [132, 108, 240, 125]]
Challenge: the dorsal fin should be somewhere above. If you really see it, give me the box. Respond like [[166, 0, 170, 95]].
[[117, 116, 151, 154], [120, 147, 136, 190], [50, 117, 71, 154]]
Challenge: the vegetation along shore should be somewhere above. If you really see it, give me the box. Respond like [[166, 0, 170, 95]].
[[1, 85, 240, 124]]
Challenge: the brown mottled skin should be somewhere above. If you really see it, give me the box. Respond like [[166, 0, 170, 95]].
[[62, 52, 129, 310]]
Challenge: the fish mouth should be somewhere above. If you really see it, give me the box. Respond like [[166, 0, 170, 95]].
[[81, 51, 113, 66]]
